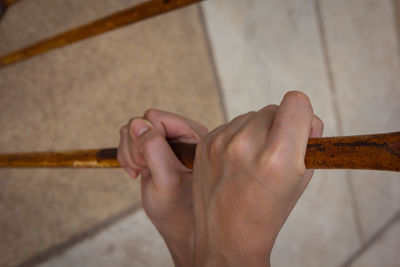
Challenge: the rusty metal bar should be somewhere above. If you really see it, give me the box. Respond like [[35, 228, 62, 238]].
[[0, 0, 203, 68], [0, 132, 399, 171]]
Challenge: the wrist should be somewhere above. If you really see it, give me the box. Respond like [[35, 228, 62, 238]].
[[194, 238, 271, 267], [154, 221, 194, 267], [162, 235, 194, 267], [194, 229, 275, 267], [146, 209, 195, 266], [195, 250, 270, 267]]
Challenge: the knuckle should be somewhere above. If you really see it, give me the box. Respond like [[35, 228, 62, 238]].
[[293, 161, 307, 177], [143, 108, 160, 121], [207, 124, 225, 136], [258, 144, 287, 177], [230, 111, 256, 124], [259, 153, 285, 178], [207, 133, 226, 159], [258, 146, 306, 179], [265, 104, 278, 111], [224, 133, 248, 160], [259, 104, 278, 112], [240, 111, 256, 118]]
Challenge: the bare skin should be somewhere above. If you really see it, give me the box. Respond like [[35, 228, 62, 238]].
[[118, 91, 323, 266]]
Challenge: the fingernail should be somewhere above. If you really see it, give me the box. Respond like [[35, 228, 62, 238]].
[[136, 126, 149, 137], [134, 119, 152, 137]]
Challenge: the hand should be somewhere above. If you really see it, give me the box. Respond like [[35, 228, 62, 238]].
[[118, 109, 208, 266], [192, 91, 324, 266]]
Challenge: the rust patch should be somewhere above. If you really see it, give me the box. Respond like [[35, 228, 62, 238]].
[[306, 143, 326, 151], [388, 140, 400, 156], [332, 140, 384, 148]]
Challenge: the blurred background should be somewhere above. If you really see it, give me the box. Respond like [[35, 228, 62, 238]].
[[0, 0, 399, 266]]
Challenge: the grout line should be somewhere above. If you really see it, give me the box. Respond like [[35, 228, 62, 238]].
[[340, 210, 400, 267], [198, 3, 229, 123], [16, 203, 143, 267], [314, 0, 365, 245], [314, 0, 342, 133], [345, 172, 366, 243]]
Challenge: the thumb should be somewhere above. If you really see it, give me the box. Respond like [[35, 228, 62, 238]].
[[132, 118, 188, 189]]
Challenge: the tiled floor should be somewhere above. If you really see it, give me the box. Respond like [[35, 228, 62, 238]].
[[1, 0, 400, 266], [40, 209, 174, 267], [350, 211, 400, 267], [0, 1, 224, 266]]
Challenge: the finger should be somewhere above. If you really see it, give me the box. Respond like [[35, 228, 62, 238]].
[[131, 115, 202, 172], [292, 115, 325, 200], [309, 115, 324, 138], [144, 109, 208, 143], [303, 115, 325, 177], [138, 126, 188, 189], [224, 111, 257, 138], [127, 118, 152, 169], [117, 124, 142, 178], [198, 112, 255, 160], [228, 105, 278, 154], [267, 91, 314, 167], [203, 111, 256, 149], [118, 142, 137, 178]]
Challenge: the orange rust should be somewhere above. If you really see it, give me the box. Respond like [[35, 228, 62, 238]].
[[304, 132, 400, 171], [0, 148, 120, 168]]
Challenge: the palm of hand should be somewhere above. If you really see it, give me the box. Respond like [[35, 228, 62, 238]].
[[141, 170, 194, 241]]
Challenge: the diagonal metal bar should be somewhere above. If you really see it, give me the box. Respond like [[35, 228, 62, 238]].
[[0, 0, 203, 68]]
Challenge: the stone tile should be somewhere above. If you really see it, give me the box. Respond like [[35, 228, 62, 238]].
[[272, 170, 360, 266], [202, 0, 360, 265], [39, 209, 174, 267], [319, 0, 400, 241], [0, 1, 224, 266], [202, 0, 336, 137], [350, 215, 400, 267]]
